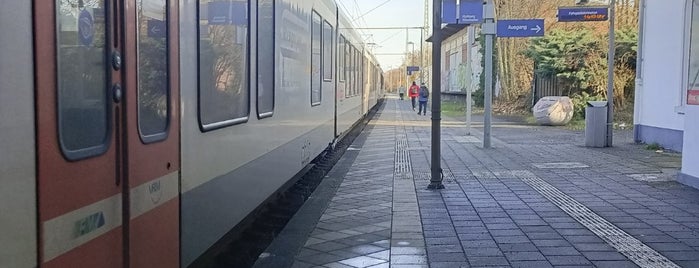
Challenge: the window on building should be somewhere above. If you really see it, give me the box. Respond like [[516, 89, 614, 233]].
[[687, 0, 699, 105], [311, 11, 322, 106], [198, 0, 250, 131]]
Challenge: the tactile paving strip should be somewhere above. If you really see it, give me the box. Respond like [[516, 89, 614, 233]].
[[512, 170, 681, 268], [394, 101, 413, 180], [395, 136, 413, 180]]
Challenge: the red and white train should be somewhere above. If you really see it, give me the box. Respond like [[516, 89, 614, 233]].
[[0, 0, 384, 267]]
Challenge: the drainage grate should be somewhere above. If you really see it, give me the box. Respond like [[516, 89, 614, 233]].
[[532, 162, 590, 169], [514, 170, 680, 268]]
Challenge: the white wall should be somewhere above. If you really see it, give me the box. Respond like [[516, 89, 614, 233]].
[[636, 0, 687, 131], [441, 27, 468, 92], [683, 106, 699, 179]]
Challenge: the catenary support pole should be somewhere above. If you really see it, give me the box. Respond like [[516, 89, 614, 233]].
[[421, 28, 425, 84], [428, 0, 444, 190], [606, 0, 616, 147], [406, 28, 410, 88]]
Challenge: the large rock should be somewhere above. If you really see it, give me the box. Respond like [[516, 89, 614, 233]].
[[532, 96, 574, 126]]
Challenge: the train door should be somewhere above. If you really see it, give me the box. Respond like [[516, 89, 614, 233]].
[[34, 1, 180, 267]]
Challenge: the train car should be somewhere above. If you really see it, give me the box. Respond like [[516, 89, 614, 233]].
[[0, 2, 36, 267], [335, 14, 367, 141], [179, 0, 342, 265], [0, 0, 382, 267]]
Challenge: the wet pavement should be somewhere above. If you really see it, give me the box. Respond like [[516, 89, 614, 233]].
[[254, 96, 698, 268]]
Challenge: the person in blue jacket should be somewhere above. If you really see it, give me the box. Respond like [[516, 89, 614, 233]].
[[417, 83, 429, 116]]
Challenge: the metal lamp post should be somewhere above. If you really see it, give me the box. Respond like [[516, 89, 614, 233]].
[[428, 0, 444, 190], [606, 0, 616, 147]]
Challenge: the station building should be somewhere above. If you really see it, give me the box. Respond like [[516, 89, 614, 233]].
[[635, 0, 699, 187]]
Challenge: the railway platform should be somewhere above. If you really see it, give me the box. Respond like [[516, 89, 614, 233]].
[[253, 96, 699, 268]]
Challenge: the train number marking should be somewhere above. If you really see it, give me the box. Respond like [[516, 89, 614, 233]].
[[74, 211, 105, 238]]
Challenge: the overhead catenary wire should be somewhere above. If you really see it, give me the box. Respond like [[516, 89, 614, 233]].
[[351, 0, 393, 23]]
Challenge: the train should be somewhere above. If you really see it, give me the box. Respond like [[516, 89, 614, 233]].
[[0, 0, 384, 267]]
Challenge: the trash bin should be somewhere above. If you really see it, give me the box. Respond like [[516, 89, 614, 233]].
[[585, 101, 608, 147]]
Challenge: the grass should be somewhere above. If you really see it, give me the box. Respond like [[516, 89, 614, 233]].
[[566, 119, 586, 131], [440, 101, 484, 118], [645, 143, 663, 151]]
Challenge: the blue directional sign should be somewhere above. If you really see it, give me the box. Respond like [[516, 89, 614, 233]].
[[147, 19, 167, 38], [497, 19, 545, 38], [459, 0, 483, 24], [407, 66, 420, 75], [442, 0, 457, 24], [558, 6, 609, 22]]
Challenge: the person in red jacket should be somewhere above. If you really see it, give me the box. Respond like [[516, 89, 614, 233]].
[[408, 81, 420, 110]]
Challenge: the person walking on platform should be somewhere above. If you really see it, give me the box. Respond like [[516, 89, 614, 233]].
[[398, 86, 405, 100], [408, 81, 420, 110], [417, 83, 429, 116]]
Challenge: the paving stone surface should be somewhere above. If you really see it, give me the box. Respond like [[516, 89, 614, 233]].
[[257, 96, 699, 268]]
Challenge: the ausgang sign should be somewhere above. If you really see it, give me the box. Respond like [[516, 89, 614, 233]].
[[496, 19, 545, 38], [558, 6, 609, 22]]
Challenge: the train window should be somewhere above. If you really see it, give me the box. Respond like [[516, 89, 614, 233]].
[[311, 11, 322, 106], [349, 46, 355, 97], [56, 0, 110, 160], [345, 43, 351, 98], [137, 0, 170, 143], [322, 20, 333, 81], [339, 35, 345, 82], [257, 0, 274, 118], [354, 47, 358, 96], [359, 51, 364, 96], [197, 0, 250, 131], [355, 47, 360, 96], [350, 46, 356, 97]]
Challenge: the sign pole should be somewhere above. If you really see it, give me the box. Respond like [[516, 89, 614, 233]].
[[428, 0, 444, 190], [606, 0, 615, 147], [466, 74, 473, 135], [483, 0, 495, 149]]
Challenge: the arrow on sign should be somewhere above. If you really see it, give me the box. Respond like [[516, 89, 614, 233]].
[[147, 19, 166, 38], [531, 25, 541, 33], [497, 19, 545, 38]]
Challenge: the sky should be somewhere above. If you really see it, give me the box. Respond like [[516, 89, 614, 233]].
[[336, 0, 433, 70]]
